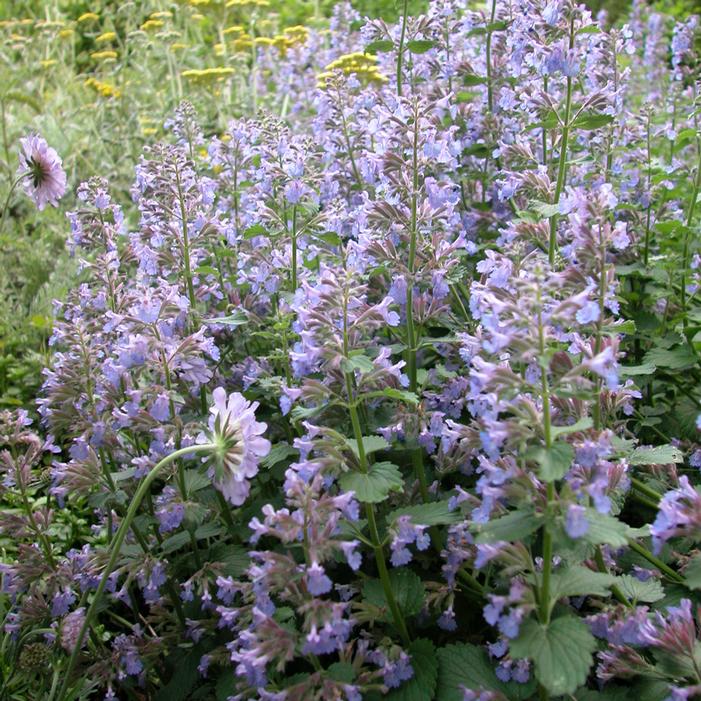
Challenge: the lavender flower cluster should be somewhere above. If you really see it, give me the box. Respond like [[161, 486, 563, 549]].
[[5, 1, 701, 700]]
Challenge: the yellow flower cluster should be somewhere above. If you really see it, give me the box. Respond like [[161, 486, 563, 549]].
[[214, 23, 309, 56], [141, 19, 165, 31], [95, 31, 117, 44], [84, 77, 121, 98], [181, 67, 235, 82], [226, 0, 270, 7], [317, 52, 388, 88], [77, 12, 99, 23], [90, 49, 118, 60]]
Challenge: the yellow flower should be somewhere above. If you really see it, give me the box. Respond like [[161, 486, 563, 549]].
[[181, 67, 235, 83], [95, 31, 116, 43], [142, 127, 158, 136], [254, 37, 274, 46], [141, 19, 164, 31], [58, 28, 74, 38], [232, 37, 252, 51], [90, 49, 118, 60], [150, 11, 172, 19], [170, 42, 188, 51], [84, 77, 121, 98], [40, 59, 57, 68], [77, 12, 99, 22], [223, 25, 244, 36]]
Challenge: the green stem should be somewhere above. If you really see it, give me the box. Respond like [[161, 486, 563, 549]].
[[594, 547, 630, 607], [643, 112, 652, 267], [342, 292, 410, 645], [396, 0, 409, 97], [291, 204, 298, 293], [680, 140, 701, 332], [485, 0, 497, 113], [405, 104, 429, 503], [630, 477, 661, 503], [628, 540, 685, 584], [548, 17, 575, 265], [175, 167, 197, 310], [52, 444, 216, 701], [537, 285, 555, 625], [0, 174, 25, 237]]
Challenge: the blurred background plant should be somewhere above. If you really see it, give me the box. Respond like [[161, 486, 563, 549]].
[[0, 0, 700, 410]]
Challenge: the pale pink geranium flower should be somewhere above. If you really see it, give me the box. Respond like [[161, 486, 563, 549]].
[[204, 387, 271, 505], [17, 133, 67, 210]]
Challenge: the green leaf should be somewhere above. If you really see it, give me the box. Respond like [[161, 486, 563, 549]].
[[510, 616, 596, 696], [455, 90, 478, 103], [406, 39, 437, 54], [154, 642, 210, 701], [551, 417, 593, 438], [550, 565, 617, 599], [345, 435, 390, 458], [387, 500, 463, 527], [339, 461, 403, 503], [203, 311, 248, 327], [208, 544, 250, 577], [532, 200, 561, 218], [683, 554, 701, 590], [3, 91, 42, 114], [436, 644, 535, 701], [473, 509, 540, 544], [242, 223, 267, 239], [629, 444, 684, 466], [619, 363, 657, 376], [161, 522, 221, 554], [341, 354, 375, 374], [386, 639, 438, 701], [365, 39, 394, 53], [184, 469, 210, 493], [643, 345, 697, 370], [363, 568, 425, 619], [572, 112, 614, 130], [216, 672, 236, 701], [616, 575, 665, 603], [327, 662, 355, 684], [375, 388, 419, 405], [530, 442, 574, 482], [461, 74, 486, 86], [581, 510, 630, 548], [261, 443, 297, 468]]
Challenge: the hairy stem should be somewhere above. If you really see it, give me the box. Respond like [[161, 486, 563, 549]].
[[548, 16, 575, 265], [52, 444, 216, 701]]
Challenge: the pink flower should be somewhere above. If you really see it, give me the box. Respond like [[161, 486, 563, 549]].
[[17, 134, 67, 210], [206, 387, 270, 505]]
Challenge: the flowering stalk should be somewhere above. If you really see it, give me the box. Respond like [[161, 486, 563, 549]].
[[396, 0, 409, 96], [342, 293, 410, 646], [548, 15, 576, 265], [485, 0, 498, 113], [643, 111, 652, 266], [174, 164, 197, 310], [680, 145, 701, 333], [291, 204, 298, 293], [405, 103, 430, 503], [536, 280, 555, 628], [52, 444, 216, 701]]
